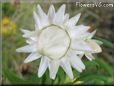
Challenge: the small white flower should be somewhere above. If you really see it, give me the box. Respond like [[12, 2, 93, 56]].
[[16, 4, 102, 79]]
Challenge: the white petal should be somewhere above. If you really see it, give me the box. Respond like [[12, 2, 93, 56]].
[[24, 53, 41, 63], [54, 4, 66, 24], [75, 30, 96, 40], [37, 5, 47, 18], [48, 5, 55, 24], [74, 51, 84, 54], [68, 25, 90, 40], [26, 39, 34, 44], [48, 60, 59, 79], [21, 29, 31, 34], [93, 39, 103, 45], [60, 58, 74, 79], [72, 40, 102, 53], [64, 13, 69, 23], [86, 30, 96, 39], [37, 5, 49, 28], [33, 11, 42, 29], [70, 54, 85, 70], [26, 38, 37, 44], [65, 13, 81, 27], [74, 25, 90, 34], [16, 44, 37, 53], [74, 51, 84, 59], [85, 53, 95, 61], [86, 40, 102, 53], [30, 37, 37, 42], [38, 56, 48, 77], [22, 32, 37, 38], [21, 29, 38, 38], [72, 40, 93, 52], [70, 58, 83, 72]]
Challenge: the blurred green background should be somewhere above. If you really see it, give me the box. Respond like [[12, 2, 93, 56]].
[[1, 0, 114, 85]]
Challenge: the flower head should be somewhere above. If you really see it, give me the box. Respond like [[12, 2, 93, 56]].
[[1, 17, 16, 35], [16, 4, 102, 79]]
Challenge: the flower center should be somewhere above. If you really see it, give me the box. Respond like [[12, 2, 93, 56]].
[[38, 25, 70, 60]]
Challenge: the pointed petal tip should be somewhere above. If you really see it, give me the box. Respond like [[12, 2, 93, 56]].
[[66, 12, 81, 26], [88, 57, 95, 61], [50, 76, 56, 80], [70, 75, 74, 80], [24, 60, 29, 63], [89, 58, 93, 61], [49, 4, 55, 12], [38, 72, 42, 78], [62, 4, 66, 7], [99, 48, 102, 52], [50, 4, 54, 8], [37, 4, 46, 16], [92, 30, 97, 34], [16, 49, 19, 52], [37, 4, 41, 9], [38, 67, 44, 78], [60, 58, 74, 80], [60, 4, 66, 7], [59, 4, 66, 11], [38, 68, 46, 78], [77, 12, 81, 18], [20, 29, 29, 34], [38, 57, 48, 78], [33, 11, 36, 16], [95, 46, 102, 53], [78, 13, 81, 16], [89, 30, 97, 38], [16, 48, 21, 52], [48, 4, 55, 19], [80, 70, 83, 72], [49, 4, 55, 10], [95, 47, 102, 53], [48, 60, 59, 80], [23, 58, 32, 64], [20, 29, 25, 32], [62, 4, 66, 11], [23, 58, 30, 63], [89, 40, 102, 53], [16, 47, 29, 53], [76, 13, 81, 19], [83, 65, 85, 70]]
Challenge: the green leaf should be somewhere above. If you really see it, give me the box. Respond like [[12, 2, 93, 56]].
[[3, 66, 44, 84], [27, 74, 42, 84], [94, 37, 114, 49], [3, 67, 26, 84], [57, 67, 66, 84], [53, 77, 59, 84], [76, 73, 108, 83], [73, 58, 113, 84], [42, 70, 52, 85], [84, 60, 99, 67], [95, 58, 113, 76]]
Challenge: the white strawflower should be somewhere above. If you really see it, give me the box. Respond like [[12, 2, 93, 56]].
[[16, 4, 102, 79]]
